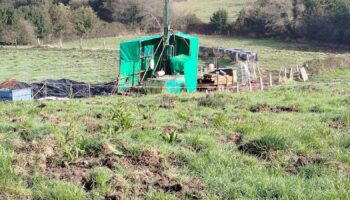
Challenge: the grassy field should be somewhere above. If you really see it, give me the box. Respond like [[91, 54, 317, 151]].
[[173, 0, 255, 23], [0, 48, 118, 83], [1, 34, 347, 83], [0, 67, 349, 199], [49, 34, 350, 70], [50, 35, 140, 50]]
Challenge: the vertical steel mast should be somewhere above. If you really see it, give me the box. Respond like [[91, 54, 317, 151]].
[[164, 0, 170, 45]]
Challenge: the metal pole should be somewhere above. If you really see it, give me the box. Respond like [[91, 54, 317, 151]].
[[88, 84, 91, 98], [44, 81, 47, 98], [164, 0, 170, 45]]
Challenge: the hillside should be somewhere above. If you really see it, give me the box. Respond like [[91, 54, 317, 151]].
[[173, 0, 255, 22], [0, 67, 349, 199]]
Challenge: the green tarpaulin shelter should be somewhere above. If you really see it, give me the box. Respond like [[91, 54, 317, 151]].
[[118, 32, 199, 93]]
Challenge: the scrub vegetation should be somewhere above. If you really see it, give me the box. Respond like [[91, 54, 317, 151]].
[[0, 67, 349, 199]]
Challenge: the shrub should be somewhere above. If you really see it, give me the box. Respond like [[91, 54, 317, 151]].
[[210, 9, 228, 34], [73, 6, 99, 37], [110, 103, 133, 132], [49, 3, 74, 38], [18, 6, 52, 38], [16, 19, 36, 45]]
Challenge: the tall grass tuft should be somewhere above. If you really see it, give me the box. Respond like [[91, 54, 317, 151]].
[[239, 135, 288, 159], [33, 180, 86, 200]]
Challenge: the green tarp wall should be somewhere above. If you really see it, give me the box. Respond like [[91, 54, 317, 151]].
[[118, 32, 199, 93]]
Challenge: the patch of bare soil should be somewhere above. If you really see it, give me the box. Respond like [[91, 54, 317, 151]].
[[136, 149, 164, 167], [331, 88, 350, 96], [337, 163, 350, 178], [168, 153, 187, 167], [285, 155, 349, 178], [228, 133, 243, 144], [129, 149, 204, 198], [235, 104, 249, 110], [79, 116, 103, 131], [37, 103, 47, 108], [299, 85, 322, 93], [38, 112, 62, 125], [11, 116, 25, 123], [220, 133, 243, 145], [12, 135, 56, 178], [329, 117, 347, 130], [159, 95, 177, 109], [284, 155, 324, 174], [13, 137, 204, 199], [250, 103, 299, 113]]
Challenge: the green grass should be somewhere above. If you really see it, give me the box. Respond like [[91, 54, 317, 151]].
[[0, 48, 118, 83], [197, 35, 348, 70], [50, 34, 140, 50], [173, 0, 255, 23], [0, 67, 349, 199], [312, 67, 350, 82]]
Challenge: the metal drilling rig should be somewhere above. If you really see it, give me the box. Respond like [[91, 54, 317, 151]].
[[118, 0, 199, 94]]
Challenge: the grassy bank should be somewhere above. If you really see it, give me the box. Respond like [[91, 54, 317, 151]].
[[0, 68, 349, 199]]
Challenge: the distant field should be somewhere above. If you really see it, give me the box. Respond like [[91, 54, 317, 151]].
[[312, 67, 350, 82], [0, 48, 118, 83], [50, 35, 140, 50], [57, 35, 341, 70], [197, 35, 346, 70], [0, 34, 348, 83], [173, 0, 255, 22]]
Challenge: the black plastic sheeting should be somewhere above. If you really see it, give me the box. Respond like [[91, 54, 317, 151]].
[[0, 79, 116, 99], [199, 46, 258, 61]]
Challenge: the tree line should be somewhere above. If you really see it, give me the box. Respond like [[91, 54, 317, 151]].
[[210, 0, 350, 44], [1, 0, 350, 45], [0, 0, 198, 45]]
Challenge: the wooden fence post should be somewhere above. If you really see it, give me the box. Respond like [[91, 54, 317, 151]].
[[284, 68, 287, 80], [80, 38, 83, 49], [59, 38, 63, 48], [249, 79, 252, 91], [278, 68, 282, 83], [260, 77, 264, 91], [269, 72, 273, 87]]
